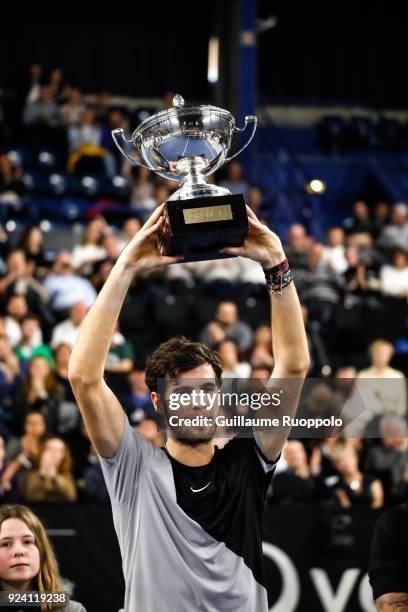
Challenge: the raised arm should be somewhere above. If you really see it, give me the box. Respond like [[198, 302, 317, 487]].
[[222, 207, 310, 461], [68, 204, 181, 458]]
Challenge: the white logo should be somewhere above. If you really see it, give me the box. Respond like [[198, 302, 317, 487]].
[[190, 481, 211, 493]]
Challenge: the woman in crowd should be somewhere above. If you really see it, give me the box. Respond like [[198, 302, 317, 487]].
[[0, 504, 85, 610], [330, 443, 384, 508], [21, 437, 76, 503]]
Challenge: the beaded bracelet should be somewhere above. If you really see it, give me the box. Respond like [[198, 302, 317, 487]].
[[263, 258, 293, 295]]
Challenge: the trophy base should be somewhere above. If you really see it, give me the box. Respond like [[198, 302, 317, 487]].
[[157, 193, 248, 263]]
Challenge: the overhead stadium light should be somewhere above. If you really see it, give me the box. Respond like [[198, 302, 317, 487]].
[[306, 179, 326, 194], [207, 37, 219, 83]]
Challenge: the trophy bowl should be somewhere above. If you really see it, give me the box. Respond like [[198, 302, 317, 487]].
[[112, 95, 257, 261]]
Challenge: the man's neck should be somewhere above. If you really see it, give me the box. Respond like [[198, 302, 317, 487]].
[[165, 438, 215, 467]]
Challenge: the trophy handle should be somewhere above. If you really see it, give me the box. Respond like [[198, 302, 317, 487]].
[[224, 115, 257, 163], [111, 128, 151, 168]]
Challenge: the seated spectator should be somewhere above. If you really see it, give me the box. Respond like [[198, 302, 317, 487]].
[[219, 161, 249, 195], [21, 437, 76, 502], [123, 368, 156, 425], [296, 243, 342, 326], [343, 245, 380, 296], [14, 356, 64, 434], [43, 252, 96, 312], [90, 258, 114, 293], [67, 107, 116, 177], [70, 218, 107, 274], [380, 247, 408, 297], [105, 323, 134, 375], [51, 302, 88, 349], [237, 256, 267, 293], [15, 314, 53, 366], [59, 87, 86, 128], [118, 217, 142, 252], [322, 227, 348, 274], [216, 339, 251, 379], [365, 415, 408, 502], [284, 223, 310, 271], [199, 301, 253, 353], [101, 233, 121, 264], [0, 154, 25, 206], [329, 443, 384, 508], [194, 259, 241, 298], [372, 200, 390, 239], [23, 85, 65, 151], [17, 226, 49, 276], [135, 416, 163, 447], [3, 294, 31, 348], [0, 250, 51, 320], [1, 411, 47, 493], [343, 200, 375, 243], [0, 435, 18, 502], [53, 343, 81, 436], [0, 318, 20, 436], [377, 202, 408, 253], [248, 324, 274, 368], [270, 440, 326, 505], [126, 166, 155, 209]]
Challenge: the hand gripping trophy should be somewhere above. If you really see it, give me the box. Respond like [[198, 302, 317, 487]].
[[112, 94, 257, 262]]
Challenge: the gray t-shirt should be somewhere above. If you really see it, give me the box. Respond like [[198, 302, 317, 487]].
[[99, 418, 277, 612]]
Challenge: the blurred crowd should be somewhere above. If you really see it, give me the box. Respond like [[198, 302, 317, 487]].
[[0, 64, 408, 509]]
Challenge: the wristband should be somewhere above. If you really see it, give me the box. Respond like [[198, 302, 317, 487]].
[[263, 258, 293, 295]]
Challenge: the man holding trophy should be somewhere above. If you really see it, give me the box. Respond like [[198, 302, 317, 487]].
[[68, 97, 309, 611]]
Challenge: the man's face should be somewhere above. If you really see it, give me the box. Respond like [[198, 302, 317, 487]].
[[216, 303, 237, 327], [154, 363, 219, 446]]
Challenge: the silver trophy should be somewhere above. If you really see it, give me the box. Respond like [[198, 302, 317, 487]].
[[112, 94, 257, 262]]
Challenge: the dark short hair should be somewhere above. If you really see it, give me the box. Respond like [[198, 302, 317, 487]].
[[145, 336, 223, 393]]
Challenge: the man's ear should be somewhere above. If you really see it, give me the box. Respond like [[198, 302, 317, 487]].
[[151, 392, 159, 412]]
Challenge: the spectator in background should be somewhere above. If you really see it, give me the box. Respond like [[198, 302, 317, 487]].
[[48, 68, 66, 101], [246, 186, 264, 215], [23, 85, 64, 151], [357, 339, 406, 417], [126, 166, 155, 209], [0, 250, 51, 324], [380, 247, 408, 297], [53, 343, 80, 437], [0, 154, 25, 206], [21, 437, 76, 502], [330, 443, 384, 508], [118, 217, 142, 252], [123, 368, 156, 425], [59, 87, 86, 128], [14, 356, 63, 434], [3, 294, 31, 348], [42, 251, 96, 312], [1, 411, 47, 494], [372, 201, 390, 239], [17, 226, 49, 276], [322, 226, 348, 274], [343, 200, 375, 245], [365, 415, 408, 502], [70, 218, 107, 274], [270, 440, 325, 505], [216, 339, 251, 379], [67, 107, 116, 178], [51, 302, 87, 349], [105, 322, 134, 375], [0, 435, 18, 502], [135, 416, 163, 447], [343, 245, 381, 296], [284, 224, 310, 271], [0, 317, 20, 436], [24, 63, 43, 104], [90, 258, 114, 293], [248, 324, 274, 369], [199, 301, 253, 353], [219, 161, 249, 195], [296, 243, 342, 326], [194, 258, 241, 298], [15, 314, 53, 366], [377, 202, 408, 252], [101, 233, 121, 264]]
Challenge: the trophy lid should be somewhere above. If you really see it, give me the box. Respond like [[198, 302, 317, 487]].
[[131, 94, 235, 140]]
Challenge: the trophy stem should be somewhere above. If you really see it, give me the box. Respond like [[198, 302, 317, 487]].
[[176, 156, 208, 188]]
